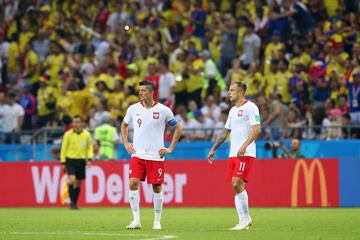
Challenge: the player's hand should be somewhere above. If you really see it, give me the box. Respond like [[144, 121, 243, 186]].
[[159, 147, 171, 158], [125, 143, 136, 154], [237, 145, 247, 158], [207, 149, 215, 164]]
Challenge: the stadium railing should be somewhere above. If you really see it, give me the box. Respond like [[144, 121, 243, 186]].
[[0, 125, 359, 161]]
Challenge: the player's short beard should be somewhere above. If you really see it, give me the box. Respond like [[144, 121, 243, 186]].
[[74, 125, 82, 132]]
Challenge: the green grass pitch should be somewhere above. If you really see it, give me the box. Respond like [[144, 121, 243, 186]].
[[0, 207, 359, 240]]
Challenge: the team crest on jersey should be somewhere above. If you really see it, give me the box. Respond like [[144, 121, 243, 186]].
[[153, 112, 160, 119], [238, 110, 244, 117]]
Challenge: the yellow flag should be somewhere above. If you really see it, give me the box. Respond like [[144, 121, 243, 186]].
[[60, 176, 69, 204]]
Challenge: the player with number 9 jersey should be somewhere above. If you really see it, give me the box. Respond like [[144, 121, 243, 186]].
[[124, 102, 177, 161], [121, 80, 182, 230]]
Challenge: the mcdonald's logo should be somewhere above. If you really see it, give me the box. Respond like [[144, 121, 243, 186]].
[[291, 159, 328, 207]]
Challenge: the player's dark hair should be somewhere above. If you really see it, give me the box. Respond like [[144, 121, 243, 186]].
[[7, 91, 16, 99], [234, 81, 247, 93], [139, 80, 155, 92], [73, 115, 83, 121]]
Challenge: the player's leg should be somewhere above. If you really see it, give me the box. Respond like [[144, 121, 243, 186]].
[[67, 174, 77, 208], [147, 161, 164, 230], [71, 160, 86, 209], [230, 157, 254, 230], [152, 184, 163, 230], [127, 157, 145, 229], [128, 177, 141, 226], [65, 159, 77, 209], [72, 179, 82, 209], [231, 177, 252, 230], [232, 177, 250, 222]]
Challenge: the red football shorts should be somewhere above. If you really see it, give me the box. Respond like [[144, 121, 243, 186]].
[[226, 156, 255, 182], [129, 157, 164, 184]]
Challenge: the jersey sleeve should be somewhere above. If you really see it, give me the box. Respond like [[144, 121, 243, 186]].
[[224, 113, 231, 130], [60, 132, 69, 163], [169, 73, 176, 87], [248, 103, 261, 126], [123, 105, 132, 124], [17, 105, 25, 117], [165, 107, 178, 126], [254, 35, 261, 48]]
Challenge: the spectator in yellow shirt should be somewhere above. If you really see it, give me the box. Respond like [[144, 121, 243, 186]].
[[22, 42, 40, 87], [243, 62, 264, 98], [289, 44, 311, 71], [323, 0, 342, 18], [37, 74, 57, 127], [264, 59, 281, 98], [225, 58, 247, 84], [264, 31, 284, 74], [19, 20, 34, 54], [93, 80, 111, 108], [325, 41, 350, 75], [186, 51, 205, 106], [108, 80, 125, 122], [276, 59, 292, 103], [170, 51, 188, 106], [135, 46, 158, 79], [124, 63, 141, 92], [181, 26, 203, 52], [58, 78, 91, 120], [7, 33, 20, 84], [43, 41, 65, 85]]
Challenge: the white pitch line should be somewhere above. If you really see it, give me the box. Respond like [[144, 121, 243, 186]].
[[7, 231, 177, 240]]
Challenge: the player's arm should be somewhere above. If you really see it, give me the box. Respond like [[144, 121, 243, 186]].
[[264, 101, 280, 125], [270, 8, 295, 20], [280, 144, 291, 159], [60, 133, 69, 172], [237, 104, 261, 157], [121, 120, 136, 154], [16, 114, 24, 132], [237, 124, 261, 157], [168, 123, 182, 152], [208, 128, 231, 164], [159, 118, 182, 157]]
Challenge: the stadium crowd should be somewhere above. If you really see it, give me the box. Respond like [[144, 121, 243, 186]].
[[0, 0, 360, 144]]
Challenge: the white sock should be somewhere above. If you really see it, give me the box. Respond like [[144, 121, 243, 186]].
[[153, 192, 163, 223], [129, 190, 140, 222], [235, 190, 250, 222], [234, 194, 243, 223]]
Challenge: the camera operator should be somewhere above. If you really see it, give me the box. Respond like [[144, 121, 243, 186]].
[[265, 138, 304, 158]]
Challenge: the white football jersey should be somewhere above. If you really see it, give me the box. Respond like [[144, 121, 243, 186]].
[[225, 100, 261, 158], [124, 102, 177, 161]]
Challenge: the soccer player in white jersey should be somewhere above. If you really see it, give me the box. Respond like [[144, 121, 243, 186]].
[[208, 82, 261, 230], [121, 80, 182, 230]]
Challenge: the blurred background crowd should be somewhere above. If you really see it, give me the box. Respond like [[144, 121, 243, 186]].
[[0, 0, 360, 144]]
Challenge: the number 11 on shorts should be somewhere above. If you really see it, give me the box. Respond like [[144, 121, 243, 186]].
[[239, 162, 246, 172]]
